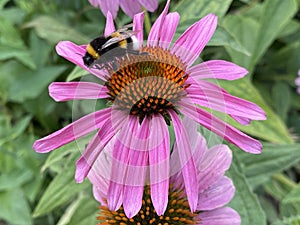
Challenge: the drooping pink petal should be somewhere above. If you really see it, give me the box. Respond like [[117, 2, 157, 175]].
[[88, 0, 99, 7], [186, 79, 266, 125], [123, 150, 148, 218], [199, 144, 232, 176], [138, 0, 158, 12], [98, 0, 119, 19], [49, 82, 109, 101], [75, 119, 117, 183], [107, 116, 139, 211], [197, 207, 241, 225], [171, 14, 217, 67], [104, 11, 116, 36], [159, 12, 180, 49], [179, 101, 262, 153], [92, 185, 107, 205], [197, 177, 235, 210], [55, 41, 107, 80], [188, 60, 248, 80], [148, 115, 170, 216], [123, 118, 150, 218], [170, 116, 206, 176], [147, 0, 170, 47], [133, 11, 145, 47], [295, 77, 300, 86], [120, 0, 142, 18], [33, 108, 112, 153], [170, 110, 198, 212], [187, 87, 266, 121]]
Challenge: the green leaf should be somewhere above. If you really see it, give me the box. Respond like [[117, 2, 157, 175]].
[[236, 143, 300, 188], [283, 184, 300, 205], [56, 193, 85, 225], [0, 169, 33, 191], [40, 142, 80, 173], [24, 16, 90, 45], [0, 189, 32, 225], [223, 0, 298, 74], [223, 15, 259, 73], [272, 215, 300, 225], [0, 45, 36, 69], [265, 174, 300, 217], [173, 0, 233, 21], [0, 17, 35, 69], [0, 7, 26, 24], [66, 196, 98, 225], [219, 78, 293, 144], [0, 0, 9, 9], [250, 0, 298, 68], [33, 157, 90, 217], [7, 66, 67, 102], [0, 115, 32, 146], [66, 66, 90, 81], [227, 160, 267, 225], [208, 26, 250, 55], [272, 82, 291, 122]]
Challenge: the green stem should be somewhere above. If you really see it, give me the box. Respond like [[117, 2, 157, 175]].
[[144, 10, 152, 36]]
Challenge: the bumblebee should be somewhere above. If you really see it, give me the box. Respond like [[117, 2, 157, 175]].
[[83, 25, 140, 68]]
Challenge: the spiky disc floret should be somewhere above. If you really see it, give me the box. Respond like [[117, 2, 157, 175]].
[[105, 47, 189, 124], [97, 186, 199, 224]]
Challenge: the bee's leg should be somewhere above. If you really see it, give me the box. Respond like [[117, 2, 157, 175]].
[[127, 49, 142, 55], [112, 60, 120, 71]]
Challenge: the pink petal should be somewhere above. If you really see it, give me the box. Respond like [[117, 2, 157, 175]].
[[98, 0, 119, 19], [49, 82, 109, 101], [88, 0, 99, 7], [187, 79, 266, 125], [188, 60, 248, 80], [104, 11, 116, 36], [123, 186, 144, 218], [123, 151, 148, 217], [92, 186, 107, 205], [149, 115, 170, 215], [107, 116, 149, 212], [170, 111, 198, 212], [198, 207, 241, 225], [138, 0, 158, 12], [147, 0, 170, 47], [133, 11, 145, 47], [75, 120, 116, 183], [122, 118, 150, 217], [179, 102, 263, 154], [107, 181, 124, 211], [159, 12, 180, 49], [32, 108, 112, 153], [196, 144, 232, 194], [187, 86, 266, 121], [171, 14, 217, 67], [120, 0, 142, 18], [197, 177, 235, 210], [55, 41, 107, 80], [295, 77, 300, 86]]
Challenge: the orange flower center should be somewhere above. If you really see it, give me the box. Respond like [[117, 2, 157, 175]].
[[105, 47, 190, 124]]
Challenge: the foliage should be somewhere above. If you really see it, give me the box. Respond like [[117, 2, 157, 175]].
[[0, 0, 299, 224]]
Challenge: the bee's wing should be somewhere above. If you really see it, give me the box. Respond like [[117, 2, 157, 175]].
[[101, 31, 136, 49]]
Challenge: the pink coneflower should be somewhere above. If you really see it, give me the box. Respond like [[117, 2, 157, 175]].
[[88, 0, 158, 18], [90, 121, 240, 224], [295, 70, 300, 94], [33, 0, 265, 218]]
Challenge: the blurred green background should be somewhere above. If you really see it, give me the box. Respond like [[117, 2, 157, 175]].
[[0, 0, 300, 224]]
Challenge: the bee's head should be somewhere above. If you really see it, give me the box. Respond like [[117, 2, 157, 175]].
[[83, 52, 95, 67]]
